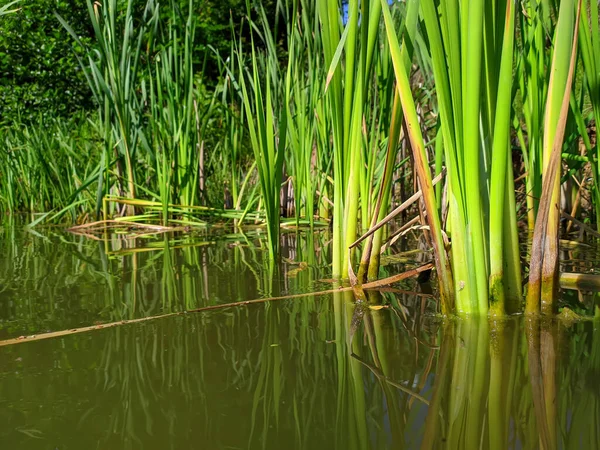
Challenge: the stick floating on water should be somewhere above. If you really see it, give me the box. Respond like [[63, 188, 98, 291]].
[[0, 263, 433, 348]]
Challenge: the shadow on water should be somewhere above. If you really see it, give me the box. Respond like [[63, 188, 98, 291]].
[[0, 225, 599, 449]]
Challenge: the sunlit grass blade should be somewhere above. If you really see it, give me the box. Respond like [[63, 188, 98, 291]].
[[380, 0, 455, 314], [489, 0, 518, 314], [0, 0, 20, 16]]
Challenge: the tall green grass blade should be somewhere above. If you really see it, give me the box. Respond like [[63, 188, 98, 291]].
[[489, 0, 518, 314], [380, 0, 455, 313]]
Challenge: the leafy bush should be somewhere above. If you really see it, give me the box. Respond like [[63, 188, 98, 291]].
[[0, 0, 94, 124]]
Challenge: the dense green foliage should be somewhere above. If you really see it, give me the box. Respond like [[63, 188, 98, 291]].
[[1, 0, 600, 317], [0, 0, 93, 123], [0, 0, 274, 124]]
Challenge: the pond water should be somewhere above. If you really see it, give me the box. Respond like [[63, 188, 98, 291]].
[[0, 226, 599, 449]]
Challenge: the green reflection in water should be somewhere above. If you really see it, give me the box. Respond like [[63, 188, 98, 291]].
[[0, 228, 332, 339], [1, 301, 599, 449], [0, 228, 599, 449]]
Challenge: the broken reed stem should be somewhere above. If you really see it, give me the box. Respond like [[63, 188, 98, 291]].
[[350, 169, 445, 249], [559, 272, 600, 290], [380, 215, 421, 252], [561, 211, 600, 239]]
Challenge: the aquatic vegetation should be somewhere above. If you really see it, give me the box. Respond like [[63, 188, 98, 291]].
[[579, 0, 600, 231], [1, 0, 600, 318], [318, 0, 421, 281], [0, 115, 101, 217], [381, 0, 524, 314], [527, 0, 582, 315], [379, 0, 592, 316], [4, 0, 600, 440], [234, 3, 289, 260]]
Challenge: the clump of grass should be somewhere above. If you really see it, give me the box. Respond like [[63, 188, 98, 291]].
[[233, 3, 289, 260], [379, 0, 585, 316], [381, 0, 523, 314], [3, 0, 600, 321], [0, 115, 100, 219]]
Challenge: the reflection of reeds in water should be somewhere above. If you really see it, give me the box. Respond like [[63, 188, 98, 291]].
[[2, 228, 600, 448], [560, 321, 600, 449], [1, 295, 600, 448], [0, 228, 332, 338], [418, 317, 600, 450], [92, 305, 340, 449]]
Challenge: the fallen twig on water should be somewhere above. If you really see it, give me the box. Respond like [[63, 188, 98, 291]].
[[0, 262, 433, 348]]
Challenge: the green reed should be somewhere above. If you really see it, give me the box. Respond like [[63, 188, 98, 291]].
[[57, 0, 228, 223], [283, 0, 321, 229], [59, 0, 154, 211], [380, 0, 588, 316], [317, 0, 423, 280], [233, 2, 289, 260], [515, 0, 551, 230], [578, 0, 600, 231], [148, 0, 202, 212], [2, 0, 600, 321], [527, 0, 581, 315]]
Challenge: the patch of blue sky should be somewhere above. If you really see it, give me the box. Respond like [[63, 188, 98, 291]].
[[341, 0, 399, 25]]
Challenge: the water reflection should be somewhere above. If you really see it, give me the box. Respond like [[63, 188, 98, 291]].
[[0, 226, 599, 449], [1, 293, 599, 449], [0, 228, 334, 338]]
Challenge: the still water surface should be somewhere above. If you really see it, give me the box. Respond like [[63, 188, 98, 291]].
[[0, 226, 599, 449]]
